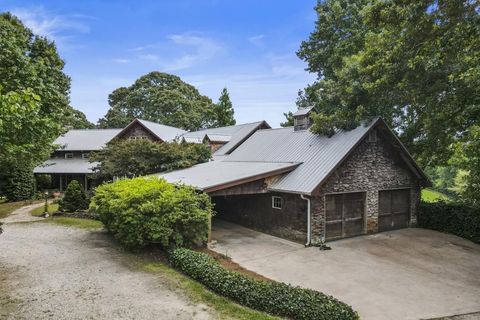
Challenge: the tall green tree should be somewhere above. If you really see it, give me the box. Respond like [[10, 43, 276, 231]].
[[0, 12, 77, 199], [213, 88, 236, 127], [297, 0, 480, 168], [64, 107, 95, 129], [97, 72, 217, 131]]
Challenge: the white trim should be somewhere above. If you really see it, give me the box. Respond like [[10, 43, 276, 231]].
[[272, 196, 282, 209]]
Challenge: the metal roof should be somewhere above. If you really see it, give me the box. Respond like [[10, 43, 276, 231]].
[[205, 133, 232, 143], [54, 129, 121, 151], [34, 158, 98, 174], [224, 119, 379, 194], [136, 119, 187, 142], [292, 107, 313, 117], [156, 161, 299, 192], [181, 121, 270, 156]]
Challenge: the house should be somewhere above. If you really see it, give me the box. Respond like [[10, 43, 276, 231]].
[[34, 118, 187, 191], [33, 118, 270, 191], [158, 109, 430, 243]]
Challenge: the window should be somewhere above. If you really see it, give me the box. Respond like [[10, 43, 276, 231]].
[[272, 196, 282, 209], [65, 153, 74, 159], [82, 153, 89, 159]]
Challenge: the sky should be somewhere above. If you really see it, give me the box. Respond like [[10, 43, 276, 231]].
[[2, 0, 318, 127]]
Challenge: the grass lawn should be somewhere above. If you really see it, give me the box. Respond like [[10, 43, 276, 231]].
[[30, 203, 59, 217], [0, 200, 41, 219], [422, 189, 451, 203], [135, 259, 279, 320], [42, 216, 103, 229]]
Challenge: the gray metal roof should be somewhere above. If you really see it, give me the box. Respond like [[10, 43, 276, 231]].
[[205, 133, 231, 143], [156, 161, 299, 192], [181, 121, 270, 156], [224, 119, 379, 194], [136, 119, 187, 142], [292, 107, 313, 117], [34, 158, 98, 174], [54, 129, 121, 151]]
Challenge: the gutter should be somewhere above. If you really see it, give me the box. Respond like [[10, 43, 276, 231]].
[[300, 194, 311, 246]]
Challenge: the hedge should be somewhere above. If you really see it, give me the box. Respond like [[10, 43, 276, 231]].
[[90, 177, 212, 250], [417, 201, 480, 243], [170, 248, 359, 320]]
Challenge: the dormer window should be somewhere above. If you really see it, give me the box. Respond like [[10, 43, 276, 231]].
[[292, 107, 314, 131], [65, 153, 74, 159]]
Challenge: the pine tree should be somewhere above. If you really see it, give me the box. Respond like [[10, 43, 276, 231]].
[[213, 88, 236, 127]]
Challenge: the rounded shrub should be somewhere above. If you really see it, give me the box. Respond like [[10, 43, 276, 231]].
[[170, 248, 359, 320], [89, 177, 212, 250], [59, 180, 88, 212]]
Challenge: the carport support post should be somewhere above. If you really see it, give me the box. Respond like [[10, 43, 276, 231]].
[[207, 208, 212, 243]]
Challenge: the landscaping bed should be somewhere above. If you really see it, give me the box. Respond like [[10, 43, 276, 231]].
[[170, 248, 359, 320]]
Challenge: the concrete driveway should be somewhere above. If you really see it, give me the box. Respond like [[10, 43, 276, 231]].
[[211, 220, 480, 320]]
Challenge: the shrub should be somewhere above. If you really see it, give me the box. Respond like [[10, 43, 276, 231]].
[[170, 248, 359, 320], [89, 177, 212, 250], [59, 180, 88, 212], [35, 174, 52, 191], [0, 165, 35, 201], [418, 201, 480, 243]]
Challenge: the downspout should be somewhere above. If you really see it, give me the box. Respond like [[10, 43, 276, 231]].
[[301, 194, 311, 246]]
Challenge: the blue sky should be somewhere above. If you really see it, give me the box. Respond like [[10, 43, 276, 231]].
[[2, 0, 318, 127]]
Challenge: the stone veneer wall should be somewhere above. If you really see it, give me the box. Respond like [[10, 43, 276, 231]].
[[212, 192, 308, 243], [310, 131, 421, 243]]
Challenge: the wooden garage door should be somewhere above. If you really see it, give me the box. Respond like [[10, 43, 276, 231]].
[[325, 192, 365, 240], [378, 189, 410, 232]]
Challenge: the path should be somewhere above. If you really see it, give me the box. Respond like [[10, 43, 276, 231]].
[[0, 206, 215, 320]]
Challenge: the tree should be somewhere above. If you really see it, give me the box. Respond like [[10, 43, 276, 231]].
[[297, 0, 480, 168], [213, 88, 236, 127], [0, 12, 80, 200], [97, 72, 217, 131], [90, 139, 211, 180], [280, 112, 294, 127], [64, 107, 95, 129], [0, 89, 62, 200], [59, 180, 88, 212]]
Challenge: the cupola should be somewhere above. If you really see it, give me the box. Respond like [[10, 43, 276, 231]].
[[293, 107, 314, 131]]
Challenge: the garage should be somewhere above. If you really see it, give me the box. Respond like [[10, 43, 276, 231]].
[[378, 189, 410, 232], [325, 192, 366, 240]]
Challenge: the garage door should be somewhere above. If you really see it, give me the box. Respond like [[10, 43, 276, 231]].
[[378, 189, 410, 232], [325, 192, 365, 240]]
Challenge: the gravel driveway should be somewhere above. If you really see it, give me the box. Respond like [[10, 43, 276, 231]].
[[0, 206, 214, 320]]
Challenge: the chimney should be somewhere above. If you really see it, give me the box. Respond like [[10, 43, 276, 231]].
[[293, 107, 313, 131]]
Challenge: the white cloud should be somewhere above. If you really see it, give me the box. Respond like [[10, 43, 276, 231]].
[[10, 7, 90, 49], [138, 54, 159, 62], [247, 34, 265, 46], [165, 32, 222, 71], [113, 58, 130, 64]]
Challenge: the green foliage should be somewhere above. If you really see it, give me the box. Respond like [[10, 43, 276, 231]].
[[213, 88, 236, 127], [298, 0, 480, 168], [64, 107, 95, 129], [97, 72, 217, 131], [59, 180, 88, 212], [170, 248, 359, 320], [280, 111, 294, 127], [0, 165, 35, 201], [0, 12, 87, 200], [421, 189, 451, 203], [90, 139, 211, 180], [89, 177, 212, 250], [450, 125, 480, 206], [35, 174, 52, 191], [418, 201, 480, 244]]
